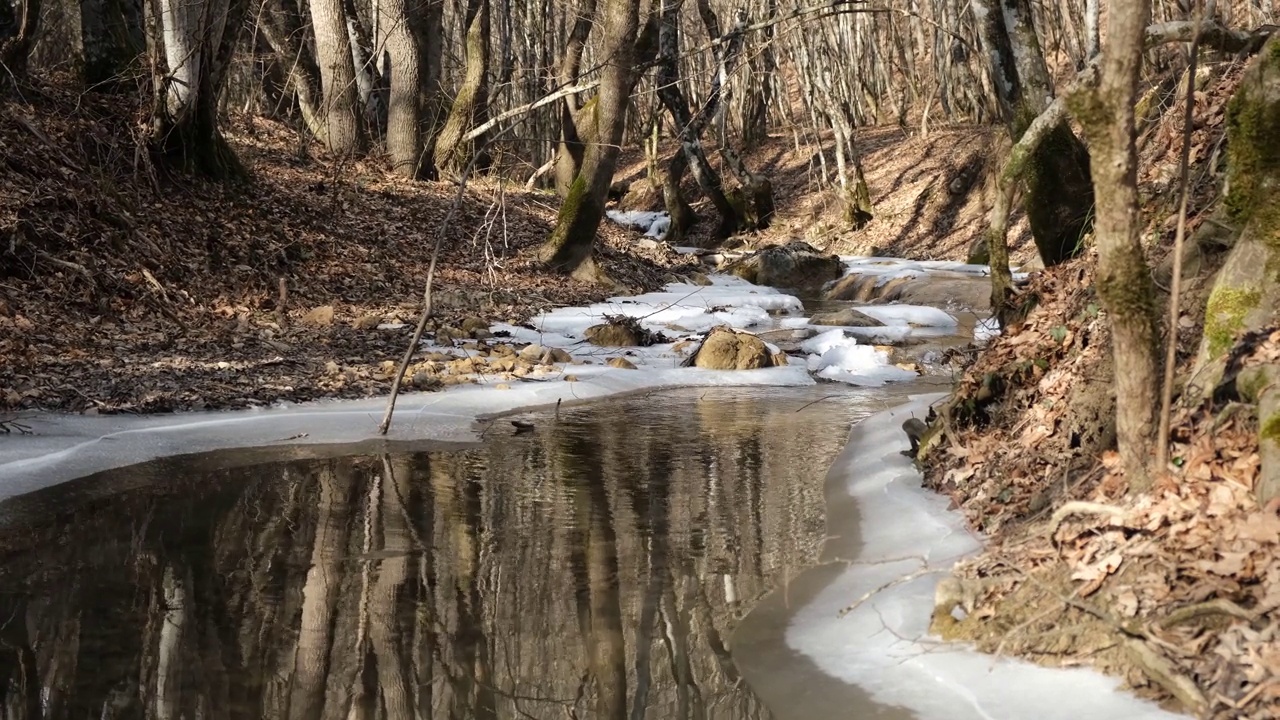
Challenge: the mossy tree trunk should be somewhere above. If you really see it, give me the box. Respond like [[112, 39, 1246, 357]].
[[552, 0, 598, 197], [147, 0, 249, 178], [538, 0, 641, 275], [971, 0, 1094, 267], [433, 0, 490, 178], [1074, 0, 1159, 488]]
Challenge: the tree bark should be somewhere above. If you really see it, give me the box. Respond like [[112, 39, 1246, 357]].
[[538, 0, 641, 275], [970, 0, 1094, 267], [1073, 0, 1159, 488], [309, 0, 364, 153], [432, 0, 490, 178], [147, 0, 250, 176], [0, 0, 40, 78], [81, 0, 145, 88], [258, 0, 326, 139], [379, 0, 425, 176], [553, 0, 599, 196]]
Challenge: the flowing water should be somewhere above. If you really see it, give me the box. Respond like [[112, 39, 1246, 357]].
[[0, 384, 913, 719]]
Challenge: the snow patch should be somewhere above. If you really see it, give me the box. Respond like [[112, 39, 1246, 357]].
[[605, 210, 671, 238]]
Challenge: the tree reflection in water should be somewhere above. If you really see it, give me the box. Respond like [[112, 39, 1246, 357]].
[[0, 386, 875, 719]]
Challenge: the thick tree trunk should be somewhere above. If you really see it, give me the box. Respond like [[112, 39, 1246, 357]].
[[379, 0, 424, 176], [433, 0, 490, 178], [81, 0, 145, 88], [1074, 0, 1159, 488], [418, 0, 445, 176], [147, 0, 249, 176], [971, 0, 1094, 267], [309, 0, 363, 153], [538, 0, 640, 275]]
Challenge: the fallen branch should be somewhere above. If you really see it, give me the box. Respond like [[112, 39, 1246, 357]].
[[1158, 598, 1259, 629], [1123, 638, 1208, 715]]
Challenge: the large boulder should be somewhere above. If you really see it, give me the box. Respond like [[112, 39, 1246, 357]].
[[725, 241, 842, 291], [689, 327, 780, 370], [826, 271, 992, 311], [809, 308, 885, 327]]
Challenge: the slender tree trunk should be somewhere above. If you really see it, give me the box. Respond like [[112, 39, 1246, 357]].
[[418, 0, 445, 176], [1073, 0, 1159, 487], [538, 0, 641, 276], [309, 0, 363, 153], [259, 0, 326, 139], [433, 0, 490, 178]]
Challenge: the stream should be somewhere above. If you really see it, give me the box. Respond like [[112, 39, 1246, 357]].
[[0, 383, 920, 719]]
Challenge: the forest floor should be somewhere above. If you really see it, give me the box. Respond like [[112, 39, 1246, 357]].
[[0, 78, 702, 413], [917, 58, 1280, 720]]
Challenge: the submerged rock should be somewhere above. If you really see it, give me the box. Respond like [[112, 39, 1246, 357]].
[[809, 308, 885, 327], [690, 327, 778, 370], [724, 241, 842, 291]]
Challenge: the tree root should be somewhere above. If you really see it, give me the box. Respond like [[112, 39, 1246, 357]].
[[1047, 501, 1127, 547], [1157, 598, 1259, 629], [1123, 638, 1208, 716]]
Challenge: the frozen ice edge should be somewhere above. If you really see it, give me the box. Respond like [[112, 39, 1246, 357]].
[[784, 393, 1187, 720]]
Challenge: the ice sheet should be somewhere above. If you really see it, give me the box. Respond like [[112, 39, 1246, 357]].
[[840, 256, 1032, 283], [605, 210, 671, 238], [800, 329, 918, 387], [785, 395, 1188, 720]]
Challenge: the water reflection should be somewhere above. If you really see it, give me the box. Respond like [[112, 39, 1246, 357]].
[[0, 386, 879, 719]]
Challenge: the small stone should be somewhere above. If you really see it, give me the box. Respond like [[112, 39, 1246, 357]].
[[447, 357, 478, 375], [442, 375, 475, 386], [352, 314, 383, 330], [607, 357, 637, 369], [673, 339, 695, 353], [563, 375, 579, 382], [490, 357, 516, 373], [461, 316, 490, 337], [302, 305, 335, 327], [492, 344, 515, 356], [494, 383, 511, 390], [548, 347, 573, 363], [519, 343, 545, 362], [411, 372, 437, 389], [770, 352, 790, 367], [324, 360, 341, 375]]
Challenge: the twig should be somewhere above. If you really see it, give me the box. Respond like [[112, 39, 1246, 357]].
[[1157, 0, 1215, 473], [377, 160, 478, 435], [837, 565, 937, 617]]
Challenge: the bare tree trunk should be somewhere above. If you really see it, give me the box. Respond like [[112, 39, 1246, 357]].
[[655, 0, 737, 241], [81, 0, 145, 88], [379, 0, 425, 176], [0, 0, 40, 78], [433, 0, 490, 178], [1074, 0, 1159, 487], [418, 0, 445, 177], [553, 0, 599, 196], [309, 0, 363, 153], [259, 0, 327, 139], [970, 0, 1094, 266], [537, 0, 641, 277], [147, 0, 250, 176]]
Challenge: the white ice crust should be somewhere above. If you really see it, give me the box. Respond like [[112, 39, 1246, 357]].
[[0, 275, 939, 502], [785, 394, 1188, 720]]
